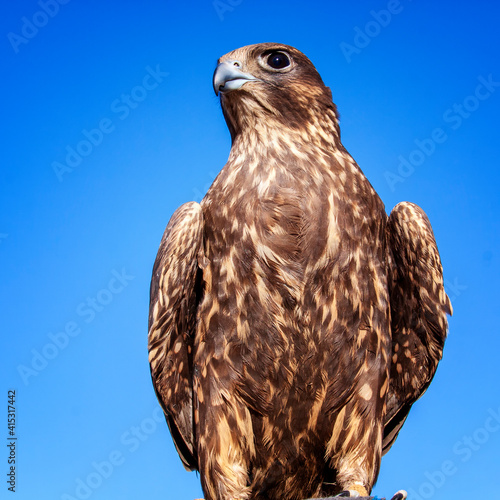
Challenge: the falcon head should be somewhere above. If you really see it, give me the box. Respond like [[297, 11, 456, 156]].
[[213, 43, 339, 141]]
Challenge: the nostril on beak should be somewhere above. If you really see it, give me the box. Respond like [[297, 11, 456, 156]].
[[213, 60, 259, 96]]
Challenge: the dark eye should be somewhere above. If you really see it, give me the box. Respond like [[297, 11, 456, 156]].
[[266, 52, 290, 69]]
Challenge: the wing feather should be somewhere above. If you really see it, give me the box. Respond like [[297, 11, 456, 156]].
[[148, 202, 205, 470], [383, 202, 452, 454]]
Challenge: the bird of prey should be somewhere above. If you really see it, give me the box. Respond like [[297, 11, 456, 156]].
[[148, 43, 452, 500]]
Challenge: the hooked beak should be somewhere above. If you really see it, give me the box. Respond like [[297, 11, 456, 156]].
[[213, 60, 260, 96]]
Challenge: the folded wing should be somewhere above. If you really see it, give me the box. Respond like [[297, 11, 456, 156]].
[[383, 202, 452, 454], [148, 202, 205, 470]]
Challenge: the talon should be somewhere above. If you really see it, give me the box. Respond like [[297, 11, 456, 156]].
[[390, 490, 407, 500], [335, 492, 352, 497]]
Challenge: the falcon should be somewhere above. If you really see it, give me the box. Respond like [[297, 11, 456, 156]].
[[148, 43, 452, 499]]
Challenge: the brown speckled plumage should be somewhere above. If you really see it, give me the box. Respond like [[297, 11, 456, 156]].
[[148, 43, 451, 500]]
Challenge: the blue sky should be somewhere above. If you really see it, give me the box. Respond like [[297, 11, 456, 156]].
[[1, 1, 499, 499]]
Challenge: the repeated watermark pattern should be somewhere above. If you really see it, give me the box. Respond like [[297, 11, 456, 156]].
[[213, 0, 244, 21], [17, 268, 134, 386], [60, 406, 165, 500], [385, 74, 499, 192], [444, 277, 467, 303], [192, 170, 218, 203], [339, 0, 412, 63], [7, 0, 72, 54], [52, 65, 168, 182], [408, 406, 500, 499]]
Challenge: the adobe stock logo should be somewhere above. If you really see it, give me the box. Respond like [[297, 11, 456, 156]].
[[213, 0, 243, 21], [339, 0, 412, 63], [192, 170, 218, 203], [408, 407, 500, 500], [51, 65, 168, 182], [7, 0, 71, 54], [17, 268, 134, 386], [60, 407, 165, 500], [385, 74, 499, 191]]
